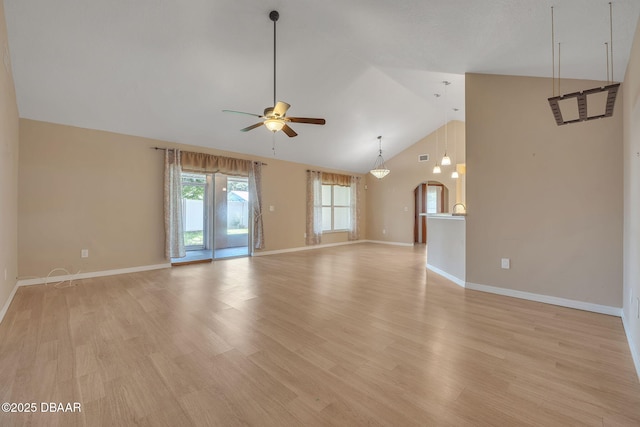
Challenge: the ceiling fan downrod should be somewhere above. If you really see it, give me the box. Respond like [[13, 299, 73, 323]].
[[270, 10, 279, 108]]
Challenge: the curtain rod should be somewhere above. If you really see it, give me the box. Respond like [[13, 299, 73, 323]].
[[151, 147, 267, 166]]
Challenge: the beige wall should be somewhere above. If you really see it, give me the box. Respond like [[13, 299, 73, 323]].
[[426, 217, 466, 282], [623, 15, 640, 371], [18, 119, 366, 278], [0, 1, 19, 316], [466, 73, 623, 307], [366, 121, 466, 243]]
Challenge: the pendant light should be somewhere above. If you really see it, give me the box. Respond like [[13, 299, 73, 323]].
[[450, 109, 458, 179], [441, 81, 451, 166], [433, 94, 442, 174], [370, 136, 390, 179]]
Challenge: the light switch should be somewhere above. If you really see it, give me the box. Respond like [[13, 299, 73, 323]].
[[501, 258, 510, 269]]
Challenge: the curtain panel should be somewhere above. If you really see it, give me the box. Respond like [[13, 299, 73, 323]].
[[249, 161, 265, 250], [164, 149, 185, 259], [306, 170, 323, 245], [348, 175, 360, 241]]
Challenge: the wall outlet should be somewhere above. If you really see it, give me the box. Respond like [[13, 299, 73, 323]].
[[404, 206, 409, 212], [304, 232, 307, 238], [269, 205, 275, 212], [81, 249, 89, 258], [501, 258, 510, 269], [382, 229, 386, 235]]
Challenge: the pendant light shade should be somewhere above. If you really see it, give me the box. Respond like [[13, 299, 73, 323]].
[[370, 136, 390, 179], [433, 164, 441, 174], [451, 170, 459, 179], [441, 154, 451, 166]]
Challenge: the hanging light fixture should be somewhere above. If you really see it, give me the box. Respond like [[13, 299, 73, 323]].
[[370, 136, 390, 179], [441, 81, 452, 166], [450, 108, 458, 179], [432, 93, 442, 174]]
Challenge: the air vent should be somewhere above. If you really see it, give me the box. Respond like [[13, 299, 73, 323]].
[[418, 154, 430, 162]]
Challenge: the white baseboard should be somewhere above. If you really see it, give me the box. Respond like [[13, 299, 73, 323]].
[[253, 240, 364, 256], [622, 311, 640, 383], [465, 281, 622, 317], [16, 263, 171, 287], [0, 282, 20, 326], [365, 240, 414, 247], [253, 239, 415, 257], [427, 264, 465, 288]]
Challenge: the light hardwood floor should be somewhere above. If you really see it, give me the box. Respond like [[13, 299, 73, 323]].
[[1, 243, 639, 426]]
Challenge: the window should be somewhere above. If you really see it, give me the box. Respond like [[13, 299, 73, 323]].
[[426, 184, 444, 214], [321, 184, 351, 231]]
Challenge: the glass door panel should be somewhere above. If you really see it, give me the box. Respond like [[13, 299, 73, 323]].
[[213, 174, 249, 259]]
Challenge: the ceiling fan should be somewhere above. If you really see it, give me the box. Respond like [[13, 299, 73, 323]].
[[222, 10, 325, 138]]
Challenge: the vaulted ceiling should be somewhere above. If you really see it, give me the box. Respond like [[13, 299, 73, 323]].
[[5, 0, 640, 172]]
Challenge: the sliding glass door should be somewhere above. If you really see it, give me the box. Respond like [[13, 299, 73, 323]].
[[213, 174, 249, 259], [178, 172, 249, 260], [181, 173, 208, 250]]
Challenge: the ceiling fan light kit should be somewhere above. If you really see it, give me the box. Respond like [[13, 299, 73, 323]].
[[222, 10, 326, 138]]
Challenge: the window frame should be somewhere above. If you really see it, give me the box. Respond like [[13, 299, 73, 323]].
[[321, 184, 351, 232]]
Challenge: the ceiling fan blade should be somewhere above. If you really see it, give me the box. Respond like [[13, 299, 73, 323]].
[[223, 110, 263, 118], [240, 122, 264, 132], [286, 117, 326, 125], [273, 101, 291, 117], [281, 124, 298, 137]]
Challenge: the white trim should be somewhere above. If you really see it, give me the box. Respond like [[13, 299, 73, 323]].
[[0, 283, 20, 326], [253, 240, 414, 257], [364, 240, 414, 247], [622, 311, 640, 383], [465, 281, 622, 317], [253, 240, 363, 256], [16, 263, 171, 287], [427, 264, 465, 288]]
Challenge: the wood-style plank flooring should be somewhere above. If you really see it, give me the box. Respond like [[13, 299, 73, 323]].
[[0, 243, 639, 426]]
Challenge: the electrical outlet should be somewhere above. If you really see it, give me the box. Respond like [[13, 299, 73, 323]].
[[404, 206, 409, 212], [81, 249, 89, 258], [304, 232, 307, 238], [269, 205, 275, 212], [501, 258, 510, 269], [382, 229, 386, 235]]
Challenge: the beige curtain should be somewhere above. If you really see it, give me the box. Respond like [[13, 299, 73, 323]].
[[348, 176, 360, 241], [181, 151, 250, 176], [164, 149, 185, 259], [249, 161, 264, 250], [306, 170, 323, 245], [321, 172, 352, 186]]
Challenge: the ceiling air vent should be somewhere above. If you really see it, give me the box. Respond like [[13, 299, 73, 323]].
[[418, 154, 430, 162]]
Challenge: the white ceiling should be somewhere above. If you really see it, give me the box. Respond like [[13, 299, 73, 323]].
[[5, 0, 640, 173]]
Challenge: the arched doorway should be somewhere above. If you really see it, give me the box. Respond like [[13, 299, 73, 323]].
[[414, 181, 448, 243]]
